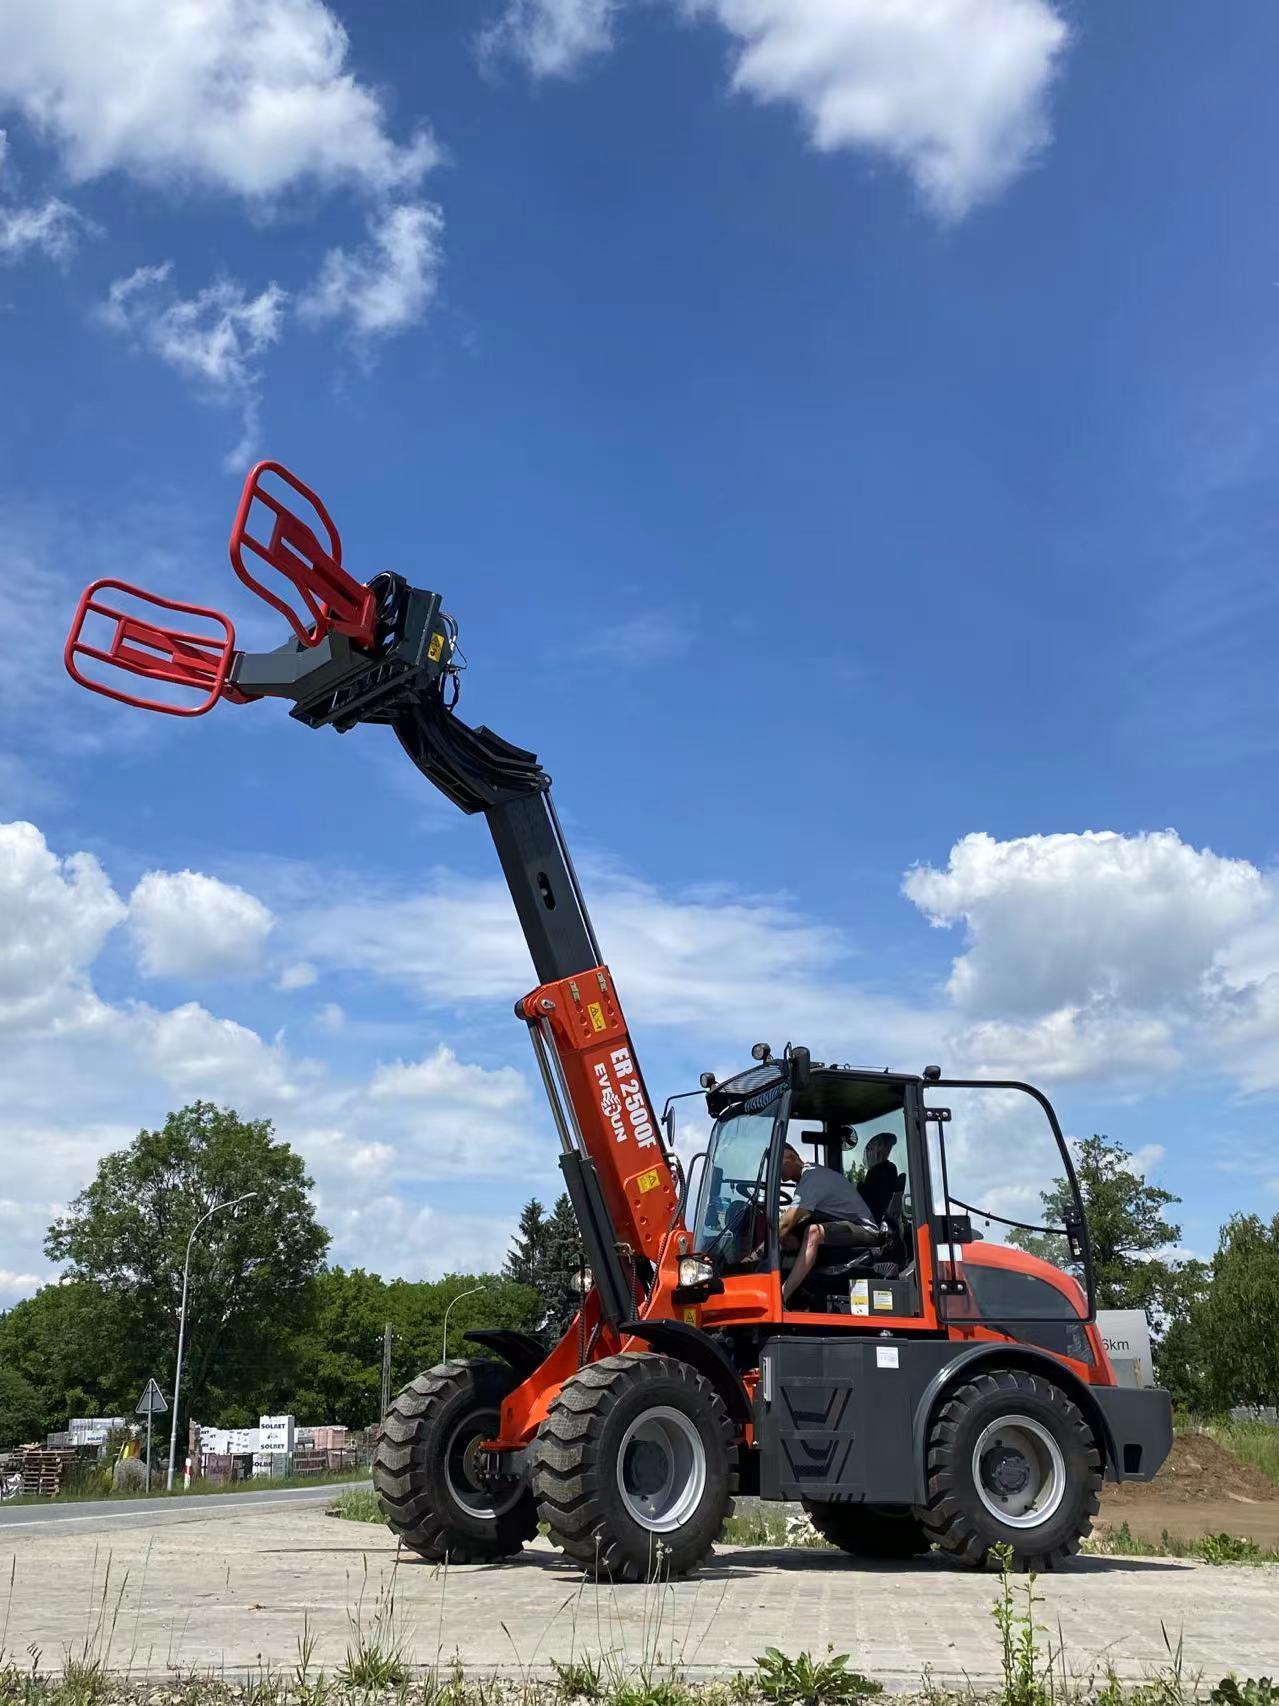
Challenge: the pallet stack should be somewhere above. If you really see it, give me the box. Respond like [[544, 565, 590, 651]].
[[14, 1446, 78, 1497]]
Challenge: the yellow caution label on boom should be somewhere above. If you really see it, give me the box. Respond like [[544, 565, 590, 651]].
[[587, 1001, 607, 1032]]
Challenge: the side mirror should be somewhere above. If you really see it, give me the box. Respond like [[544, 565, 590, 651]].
[[787, 1045, 811, 1093]]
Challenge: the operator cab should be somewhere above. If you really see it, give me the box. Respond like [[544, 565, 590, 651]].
[[690, 1055, 921, 1317], [687, 1046, 1096, 1343]]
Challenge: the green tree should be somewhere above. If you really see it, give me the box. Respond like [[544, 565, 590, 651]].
[[286, 1266, 390, 1427], [44, 1101, 329, 1436], [504, 1199, 549, 1290], [0, 1278, 133, 1435], [1197, 1214, 1279, 1411], [1009, 1134, 1201, 1391], [542, 1193, 585, 1340], [387, 1271, 541, 1389], [1011, 1135, 1182, 1308], [0, 1363, 43, 1448]]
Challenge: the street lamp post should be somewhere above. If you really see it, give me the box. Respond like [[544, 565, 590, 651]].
[[441, 1284, 487, 1364], [166, 1192, 258, 1490]]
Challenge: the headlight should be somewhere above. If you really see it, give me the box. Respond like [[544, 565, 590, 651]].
[[568, 1267, 593, 1294], [678, 1255, 715, 1288]]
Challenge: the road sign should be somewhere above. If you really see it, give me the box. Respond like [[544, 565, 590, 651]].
[[136, 1378, 168, 1416]]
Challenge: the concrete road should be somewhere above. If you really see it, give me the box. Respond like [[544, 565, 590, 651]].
[[0, 1481, 367, 1531], [3, 1501, 1274, 1689]]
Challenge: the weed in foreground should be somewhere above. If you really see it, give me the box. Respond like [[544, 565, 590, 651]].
[[1211, 1681, 1279, 1706], [552, 1656, 605, 1701], [754, 1647, 882, 1706], [1084, 1522, 1279, 1567], [335, 1555, 410, 1691], [328, 1489, 383, 1525]]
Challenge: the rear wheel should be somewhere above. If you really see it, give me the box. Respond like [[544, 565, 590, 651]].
[[802, 1500, 930, 1559], [920, 1368, 1101, 1571], [373, 1358, 538, 1562], [532, 1352, 736, 1581]]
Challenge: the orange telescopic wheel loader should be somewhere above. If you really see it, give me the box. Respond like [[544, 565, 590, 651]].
[[66, 461, 1173, 1579]]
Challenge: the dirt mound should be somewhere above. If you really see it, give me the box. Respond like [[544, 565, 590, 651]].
[[1104, 1430, 1278, 1507]]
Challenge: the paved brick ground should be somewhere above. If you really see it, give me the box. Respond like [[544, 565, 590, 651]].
[[3, 1503, 1275, 1689]]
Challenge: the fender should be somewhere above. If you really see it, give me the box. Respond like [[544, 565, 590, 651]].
[[909, 1341, 1115, 1503], [620, 1317, 752, 1426], [464, 1328, 548, 1382]]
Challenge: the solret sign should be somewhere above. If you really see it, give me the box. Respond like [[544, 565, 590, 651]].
[[1096, 1310, 1153, 1387]]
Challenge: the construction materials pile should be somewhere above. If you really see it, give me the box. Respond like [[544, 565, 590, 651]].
[[3, 1446, 79, 1497]]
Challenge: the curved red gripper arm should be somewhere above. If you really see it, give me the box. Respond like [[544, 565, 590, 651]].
[[229, 460, 376, 650], [64, 579, 245, 717]]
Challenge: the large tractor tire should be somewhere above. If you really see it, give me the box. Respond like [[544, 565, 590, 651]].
[[920, 1367, 1102, 1572], [531, 1352, 736, 1582], [373, 1358, 538, 1563], [802, 1500, 930, 1559]]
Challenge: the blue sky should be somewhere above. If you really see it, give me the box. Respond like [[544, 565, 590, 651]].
[[2, 0, 1278, 1301]]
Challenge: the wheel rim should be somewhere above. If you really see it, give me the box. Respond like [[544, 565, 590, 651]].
[[972, 1413, 1067, 1529], [616, 1406, 707, 1532], [443, 1409, 522, 1518]]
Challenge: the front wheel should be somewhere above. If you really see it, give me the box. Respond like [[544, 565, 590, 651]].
[[373, 1358, 538, 1562], [532, 1352, 736, 1581], [920, 1368, 1102, 1571]]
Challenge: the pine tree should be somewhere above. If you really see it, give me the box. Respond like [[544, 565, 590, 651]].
[[504, 1199, 548, 1291], [542, 1193, 585, 1340]]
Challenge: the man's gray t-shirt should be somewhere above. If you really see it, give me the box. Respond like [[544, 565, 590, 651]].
[[796, 1164, 876, 1227]]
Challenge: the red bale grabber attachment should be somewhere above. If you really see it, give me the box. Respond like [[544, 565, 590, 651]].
[[63, 580, 243, 717], [64, 458, 458, 729], [230, 460, 376, 650]]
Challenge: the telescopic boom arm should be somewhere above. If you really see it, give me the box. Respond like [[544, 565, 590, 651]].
[[64, 462, 680, 1329]]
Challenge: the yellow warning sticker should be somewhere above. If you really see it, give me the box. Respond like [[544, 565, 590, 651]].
[[587, 1001, 607, 1032], [873, 1289, 894, 1311], [636, 1168, 661, 1194], [427, 632, 445, 662], [683, 1307, 699, 1326]]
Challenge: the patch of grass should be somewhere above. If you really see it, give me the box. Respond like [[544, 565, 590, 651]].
[[0, 1467, 369, 1508], [552, 1657, 605, 1701], [720, 1505, 790, 1547], [328, 1487, 383, 1524], [1085, 1521, 1279, 1566], [335, 1555, 409, 1692], [1211, 1682, 1279, 1706], [1201, 1419, 1279, 1489], [754, 1648, 882, 1706], [608, 1682, 694, 1706]]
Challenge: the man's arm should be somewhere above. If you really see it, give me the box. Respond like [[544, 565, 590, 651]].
[[779, 1202, 807, 1239]]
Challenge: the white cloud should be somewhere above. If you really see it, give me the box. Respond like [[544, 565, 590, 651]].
[[0, 1269, 43, 1304], [100, 263, 286, 461], [294, 863, 940, 1070], [482, 0, 1067, 217], [0, 0, 435, 202], [0, 197, 90, 263], [944, 1007, 1181, 1085], [689, 0, 1068, 218], [0, 820, 558, 1302], [320, 1195, 519, 1279], [101, 264, 287, 394], [904, 830, 1265, 1017], [0, 820, 125, 1035], [480, 0, 619, 77], [276, 961, 318, 991], [299, 201, 443, 342], [128, 869, 275, 980], [370, 1045, 530, 1108]]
